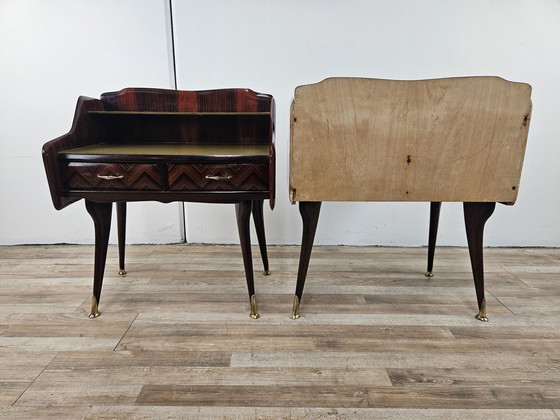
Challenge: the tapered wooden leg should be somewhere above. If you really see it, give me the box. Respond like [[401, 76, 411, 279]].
[[426, 202, 442, 277], [116, 202, 127, 275], [236, 200, 259, 319], [291, 201, 322, 319], [251, 199, 270, 275], [464, 202, 496, 322], [85, 200, 112, 319]]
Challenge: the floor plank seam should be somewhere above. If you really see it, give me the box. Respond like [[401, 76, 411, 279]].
[[113, 312, 139, 352], [9, 352, 60, 408], [2, 245, 560, 414]]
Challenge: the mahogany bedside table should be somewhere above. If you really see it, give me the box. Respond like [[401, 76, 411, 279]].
[[289, 77, 532, 321], [43, 87, 275, 319]]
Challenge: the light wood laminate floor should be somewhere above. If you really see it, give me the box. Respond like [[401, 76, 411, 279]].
[[0, 244, 559, 419]]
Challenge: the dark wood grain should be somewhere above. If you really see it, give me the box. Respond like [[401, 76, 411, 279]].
[[168, 164, 268, 191], [63, 162, 163, 191], [42, 88, 276, 317], [426, 201, 442, 275], [43, 88, 276, 209], [84, 200, 112, 313], [97, 88, 273, 146], [41, 96, 105, 210], [464, 202, 496, 317]]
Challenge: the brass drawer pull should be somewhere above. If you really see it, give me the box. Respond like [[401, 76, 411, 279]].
[[205, 175, 232, 181], [97, 175, 124, 180]]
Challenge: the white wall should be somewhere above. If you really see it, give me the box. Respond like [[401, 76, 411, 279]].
[[1, 0, 559, 247], [0, 0, 181, 245], [173, 0, 560, 247]]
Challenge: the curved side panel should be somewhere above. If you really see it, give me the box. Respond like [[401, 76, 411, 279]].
[[42, 96, 105, 210]]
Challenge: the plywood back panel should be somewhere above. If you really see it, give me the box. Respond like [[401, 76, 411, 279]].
[[289, 77, 532, 203]]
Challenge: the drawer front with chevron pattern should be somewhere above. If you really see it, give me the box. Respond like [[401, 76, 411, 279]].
[[168, 164, 268, 191], [64, 163, 162, 190]]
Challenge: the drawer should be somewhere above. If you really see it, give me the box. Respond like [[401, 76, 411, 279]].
[[63, 162, 162, 190], [168, 164, 268, 191]]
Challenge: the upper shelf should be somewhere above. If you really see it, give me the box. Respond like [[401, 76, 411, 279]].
[[60, 143, 270, 156], [88, 111, 271, 116], [58, 143, 271, 164]]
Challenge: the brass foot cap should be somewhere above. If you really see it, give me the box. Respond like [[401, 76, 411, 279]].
[[263, 270, 271, 276], [250, 295, 259, 319], [119, 269, 127, 276], [475, 298, 488, 322], [89, 296, 100, 319], [475, 314, 489, 322], [425, 271, 433, 277], [291, 295, 300, 320]]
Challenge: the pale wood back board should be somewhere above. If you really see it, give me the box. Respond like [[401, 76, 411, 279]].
[[289, 77, 532, 203]]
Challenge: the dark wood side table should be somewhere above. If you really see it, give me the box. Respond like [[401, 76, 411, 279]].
[[43, 87, 275, 319], [289, 77, 532, 321]]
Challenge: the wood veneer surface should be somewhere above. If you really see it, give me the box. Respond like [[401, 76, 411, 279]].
[[61, 143, 269, 157], [290, 77, 532, 203], [1, 244, 559, 419]]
